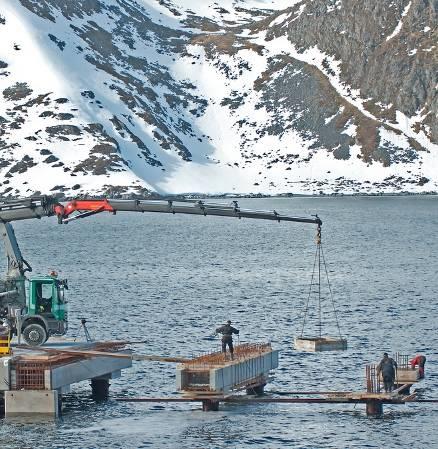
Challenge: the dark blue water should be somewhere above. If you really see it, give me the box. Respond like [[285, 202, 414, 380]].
[[1, 196, 437, 448]]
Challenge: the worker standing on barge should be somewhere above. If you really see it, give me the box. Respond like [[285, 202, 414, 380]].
[[377, 353, 398, 392], [216, 320, 239, 359]]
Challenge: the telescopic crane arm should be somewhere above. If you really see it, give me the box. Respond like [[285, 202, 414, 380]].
[[0, 195, 322, 344], [0, 196, 321, 303], [0, 196, 322, 276], [0, 196, 321, 276], [58, 198, 323, 227], [0, 196, 322, 227]]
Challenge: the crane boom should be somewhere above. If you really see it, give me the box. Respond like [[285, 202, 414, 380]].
[[0, 196, 321, 279], [59, 199, 322, 226], [0, 195, 322, 346], [0, 196, 322, 227]]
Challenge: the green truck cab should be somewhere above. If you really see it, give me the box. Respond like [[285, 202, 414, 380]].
[[20, 274, 68, 346]]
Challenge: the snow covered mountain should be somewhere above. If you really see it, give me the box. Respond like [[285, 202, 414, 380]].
[[0, 0, 436, 196]]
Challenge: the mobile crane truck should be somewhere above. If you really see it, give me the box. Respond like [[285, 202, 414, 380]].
[[0, 196, 321, 346], [0, 197, 67, 345]]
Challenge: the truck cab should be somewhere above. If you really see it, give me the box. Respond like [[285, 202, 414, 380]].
[[20, 274, 68, 346]]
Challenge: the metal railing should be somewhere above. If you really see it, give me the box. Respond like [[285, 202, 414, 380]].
[[395, 352, 410, 369], [366, 364, 381, 393]]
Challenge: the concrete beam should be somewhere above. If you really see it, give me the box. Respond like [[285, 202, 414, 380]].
[[177, 349, 279, 394], [211, 350, 279, 393], [50, 356, 131, 390]]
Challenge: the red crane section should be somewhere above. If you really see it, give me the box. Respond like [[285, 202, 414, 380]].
[[59, 199, 115, 217]]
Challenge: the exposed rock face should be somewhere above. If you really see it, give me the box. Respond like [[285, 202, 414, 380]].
[[0, 0, 436, 196], [266, 0, 437, 141]]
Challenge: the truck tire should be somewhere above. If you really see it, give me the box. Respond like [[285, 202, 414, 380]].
[[22, 323, 47, 346]]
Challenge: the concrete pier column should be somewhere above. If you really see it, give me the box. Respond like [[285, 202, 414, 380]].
[[246, 383, 266, 396], [202, 399, 219, 411], [91, 378, 110, 401], [5, 390, 60, 417], [0, 392, 5, 417], [366, 400, 383, 416]]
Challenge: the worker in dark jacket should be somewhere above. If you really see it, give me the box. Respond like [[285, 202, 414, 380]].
[[216, 320, 239, 359], [377, 353, 398, 392], [410, 354, 426, 378]]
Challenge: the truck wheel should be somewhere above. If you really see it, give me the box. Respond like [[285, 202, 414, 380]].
[[22, 323, 47, 346]]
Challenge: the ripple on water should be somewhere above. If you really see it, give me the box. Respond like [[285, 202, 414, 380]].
[[1, 197, 437, 448]]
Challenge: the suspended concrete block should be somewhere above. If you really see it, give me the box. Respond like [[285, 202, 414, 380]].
[[294, 336, 347, 352]]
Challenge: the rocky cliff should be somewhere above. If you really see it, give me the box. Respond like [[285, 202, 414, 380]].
[[0, 0, 436, 196]]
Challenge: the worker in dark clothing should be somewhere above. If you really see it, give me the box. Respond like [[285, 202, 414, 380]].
[[216, 320, 239, 359], [410, 354, 426, 378], [377, 353, 398, 392]]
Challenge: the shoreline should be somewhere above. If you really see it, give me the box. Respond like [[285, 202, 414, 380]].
[[1, 191, 437, 201]]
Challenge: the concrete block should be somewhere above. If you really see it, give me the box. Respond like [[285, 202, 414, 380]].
[[379, 368, 419, 384], [396, 368, 419, 383], [294, 337, 347, 352], [5, 390, 59, 417]]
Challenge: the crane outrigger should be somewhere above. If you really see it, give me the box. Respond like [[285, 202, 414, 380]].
[[0, 196, 322, 345]]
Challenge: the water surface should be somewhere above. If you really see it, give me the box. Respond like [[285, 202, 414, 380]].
[[1, 196, 437, 448]]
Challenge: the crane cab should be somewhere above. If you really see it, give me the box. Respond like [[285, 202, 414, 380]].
[[20, 274, 68, 346], [27, 276, 67, 320]]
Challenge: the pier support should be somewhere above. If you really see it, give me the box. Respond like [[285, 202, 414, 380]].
[[202, 399, 219, 412], [366, 400, 383, 417], [4, 390, 60, 417], [0, 392, 4, 418], [246, 383, 266, 396], [91, 378, 110, 401]]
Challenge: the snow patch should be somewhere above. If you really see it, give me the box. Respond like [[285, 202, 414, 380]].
[[291, 4, 306, 22], [386, 1, 411, 41]]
